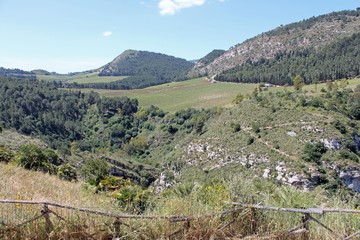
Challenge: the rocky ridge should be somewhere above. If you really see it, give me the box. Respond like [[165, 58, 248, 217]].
[[192, 11, 360, 77]]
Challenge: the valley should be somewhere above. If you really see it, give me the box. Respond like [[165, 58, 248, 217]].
[[1, 8, 360, 239]]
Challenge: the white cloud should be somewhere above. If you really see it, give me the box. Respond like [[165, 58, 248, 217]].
[[159, 0, 205, 15], [103, 31, 113, 37]]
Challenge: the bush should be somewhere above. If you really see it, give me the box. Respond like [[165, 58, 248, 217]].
[[331, 119, 347, 134], [57, 163, 77, 181], [0, 145, 13, 162], [231, 123, 241, 133], [98, 176, 130, 191], [124, 135, 148, 155], [339, 149, 359, 162], [113, 184, 151, 214], [302, 142, 327, 164], [13, 144, 55, 173]]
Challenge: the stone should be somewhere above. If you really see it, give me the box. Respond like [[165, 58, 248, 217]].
[[340, 170, 360, 193]]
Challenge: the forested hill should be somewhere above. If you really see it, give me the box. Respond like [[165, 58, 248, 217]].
[[0, 67, 35, 79], [77, 50, 194, 89], [217, 32, 360, 85], [188, 49, 225, 78], [192, 10, 360, 81]]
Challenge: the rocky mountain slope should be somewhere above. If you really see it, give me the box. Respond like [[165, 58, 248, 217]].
[[191, 10, 360, 78], [149, 89, 360, 194]]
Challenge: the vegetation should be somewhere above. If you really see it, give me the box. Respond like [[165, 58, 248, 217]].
[[188, 49, 226, 78], [2, 9, 360, 239], [42, 72, 126, 84], [193, 10, 360, 78], [217, 32, 360, 85], [65, 50, 195, 90], [79, 77, 260, 112], [0, 77, 138, 149], [0, 67, 35, 79]]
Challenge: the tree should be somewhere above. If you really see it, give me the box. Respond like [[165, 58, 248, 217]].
[[293, 75, 304, 91], [80, 158, 110, 186]]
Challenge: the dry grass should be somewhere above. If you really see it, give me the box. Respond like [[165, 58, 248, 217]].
[[0, 162, 114, 209], [0, 129, 48, 150]]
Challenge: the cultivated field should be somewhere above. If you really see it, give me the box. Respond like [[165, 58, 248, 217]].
[[76, 77, 360, 112], [79, 78, 258, 112], [37, 72, 127, 84]]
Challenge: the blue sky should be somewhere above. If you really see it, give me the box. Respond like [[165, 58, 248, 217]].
[[0, 0, 359, 73]]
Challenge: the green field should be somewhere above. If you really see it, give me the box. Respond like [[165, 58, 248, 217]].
[[77, 77, 360, 112], [37, 72, 127, 83], [79, 78, 258, 112]]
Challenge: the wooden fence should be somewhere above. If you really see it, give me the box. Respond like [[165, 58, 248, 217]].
[[0, 200, 359, 239]]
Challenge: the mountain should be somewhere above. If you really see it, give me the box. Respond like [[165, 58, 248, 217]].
[[0, 67, 36, 79], [217, 32, 360, 85], [91, 49, 194, 89], [191, 10, 360, 83], [188, 49, 226, 78], [99, 50, 193, 77]]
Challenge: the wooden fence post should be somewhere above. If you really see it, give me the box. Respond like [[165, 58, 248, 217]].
[[302, 213, 310, 240], [249, 207, 257, 234], [183, 220, 190, 234], [113, 218, 121, 238], [42, 205, 53, 236]]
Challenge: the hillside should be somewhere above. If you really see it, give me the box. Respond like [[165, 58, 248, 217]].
[[217, 32, 360, 85], [192, 10, 360, 82], [188, 49, 225, 78], [0, 67, 35, 79], [85, 49, 195, 89], [1, 76, 360, 238], [2, 75, 360, 195]]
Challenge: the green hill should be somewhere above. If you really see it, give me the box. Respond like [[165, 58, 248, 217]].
[[88, 49, 194, 89], [0, 67, 35, 79]]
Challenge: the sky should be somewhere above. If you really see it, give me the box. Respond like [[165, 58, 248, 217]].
[[0, 0, 359, 73]]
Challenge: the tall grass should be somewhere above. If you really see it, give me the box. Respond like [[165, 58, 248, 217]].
[[0, 164, 359, 239]]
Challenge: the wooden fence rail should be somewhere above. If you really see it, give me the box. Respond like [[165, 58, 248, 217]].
[[231, 202, 360, 240], [0, 199, 359, 239]]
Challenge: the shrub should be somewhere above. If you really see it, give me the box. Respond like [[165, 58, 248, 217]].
[[57, 163, 77, 181], [80, 157, 110, 186], [124, 135, 148, 155], [233, 93, 245, 104], [252, 122, 260, 133], [113, 184, 151, 214], [13, 144, 55, 173], [0, 145, 13, 162], [339, 149, 359, 162], [231, 123, 241, 133], [331, 119, 347, 134], [302, 142, 327, 164], [98, 176, 130, 191]]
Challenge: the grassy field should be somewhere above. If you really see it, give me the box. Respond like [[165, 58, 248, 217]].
[[37, 72, 127, 84], [77, 77, 360, 112], [80, 78, 258, 112]]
